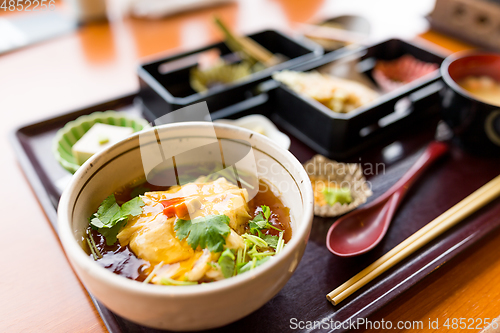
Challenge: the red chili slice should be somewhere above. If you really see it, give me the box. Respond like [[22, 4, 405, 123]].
[[160, 198, 186, 218], [161, 198, 184, 208]]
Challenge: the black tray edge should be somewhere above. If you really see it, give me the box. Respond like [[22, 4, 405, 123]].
[[10, 128, 59, 224]]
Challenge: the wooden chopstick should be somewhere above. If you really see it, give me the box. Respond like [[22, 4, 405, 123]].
[[327, 174, 500, 305], [299, 23, 368, 44], [214, 17, 280, 67], [329, 175, 500, 298]]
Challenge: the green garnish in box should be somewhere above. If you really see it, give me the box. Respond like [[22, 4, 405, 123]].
[[322, 187, 353, 206]]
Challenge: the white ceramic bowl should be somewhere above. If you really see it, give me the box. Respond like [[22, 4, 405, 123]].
[[57, 122, 314, 331]]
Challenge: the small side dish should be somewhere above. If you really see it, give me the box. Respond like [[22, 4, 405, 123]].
[[273, 70, 378, 113], [189, 17, 284, 93], [304, 21, 354, 51], [190, 58, 253, 93], [457, 75, 500, 107], [440, 52, 500, 154], [53, 111, 149, 173], [274, 53, 439, 116], [215, 114, 291, 150], [372, 55, 438, 92], [85, 171, 291, 285], [303, 16, 370, 52], [72, 123, 134, 165], [304, 155, 372, 217]]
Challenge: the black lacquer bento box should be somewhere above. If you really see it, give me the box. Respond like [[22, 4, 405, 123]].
[[138, 29, 323, 118], [11, 27, 500, 333], [272, 39, 446, 159], [139, 36, 447, 159]]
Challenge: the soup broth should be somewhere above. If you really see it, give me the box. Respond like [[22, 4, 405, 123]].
[[458, 75, 500, 107], [84, 167, 292, 285]]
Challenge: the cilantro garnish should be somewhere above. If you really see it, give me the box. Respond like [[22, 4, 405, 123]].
[[174, 215, 231, 253], [218, 248, 236, 278], [262, 205, 271, 220], [97, 224, 125, 247], [322, 187, 352, 206], [248, 213, 266, 234], [261, 234, 279, 249], [90, 194, 145, 246], [90, 195, 122, 228], [248, 205, 282, 235], [120, 197, 145, 216]]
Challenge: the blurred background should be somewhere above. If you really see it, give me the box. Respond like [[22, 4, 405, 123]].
[[0, 0, 444, 119]]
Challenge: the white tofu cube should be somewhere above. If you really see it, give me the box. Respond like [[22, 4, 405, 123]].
[[72, 123, 134, 165]]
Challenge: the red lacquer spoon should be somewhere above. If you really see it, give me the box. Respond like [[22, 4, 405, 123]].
[[326, 141, 449, 257]]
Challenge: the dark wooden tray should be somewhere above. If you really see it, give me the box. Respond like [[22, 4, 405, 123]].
[[10, 93, 500, 333]]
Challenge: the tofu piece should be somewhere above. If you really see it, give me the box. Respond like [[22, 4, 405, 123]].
[[72, 123, 134, 165], [146, 177, 251, 234]]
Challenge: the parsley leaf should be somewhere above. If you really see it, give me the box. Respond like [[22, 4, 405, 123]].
[[218, 248, 235, 278], [90, 194, 145, 245], [262, 205, 271, 220], [120, 197, 145, 216], [248, 205, 282, 235], [175, 215, 230, 253], [248, 213, 267, 234], [261, 234, 279, 249], [322, 187, 352, 206], [98, 221, 127, 246], [92, 195, 121, 226]]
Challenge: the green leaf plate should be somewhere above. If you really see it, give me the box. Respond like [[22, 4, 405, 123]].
[[52, 110, 150, 174]]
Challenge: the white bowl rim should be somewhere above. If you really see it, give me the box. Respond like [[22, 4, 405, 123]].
[[58, 121, 314, 297]]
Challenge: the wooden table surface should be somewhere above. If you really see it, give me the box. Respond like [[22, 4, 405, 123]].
[[2, 0, 499, 332]]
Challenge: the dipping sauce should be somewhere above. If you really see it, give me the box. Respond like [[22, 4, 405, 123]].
[[457, 75, 500, 107]]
